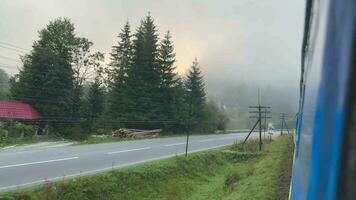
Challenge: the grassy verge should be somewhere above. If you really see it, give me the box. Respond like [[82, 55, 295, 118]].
[[1, 136, 293, 200], [77, 131, 244, 145], [0, 135, 63, 149], [1, 130, 245, 147]]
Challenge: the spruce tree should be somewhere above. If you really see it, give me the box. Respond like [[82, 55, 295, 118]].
[[108, 21, 133, 125], [126, 14, 160, 128], [185, 58, 206, 131], [158, 31, 177, 89], [86, 76, 105, 130], [157, 31, 183, 130], [110, 21, 133, 84]]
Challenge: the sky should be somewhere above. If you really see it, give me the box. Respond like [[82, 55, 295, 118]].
[[0, 0, 305, 103]]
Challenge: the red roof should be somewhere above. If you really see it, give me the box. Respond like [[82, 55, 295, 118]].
[[0, 101, 43, 120]]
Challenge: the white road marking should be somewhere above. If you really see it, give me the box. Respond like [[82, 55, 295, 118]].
[[107, 147, 151, 155], [217, 137, 236, 140], [47, 143, 74, 148], [198, 139, 214, 142], [0, 157, 79, 169], [164, 142, 186, 147], [0, 143, 230, 192]]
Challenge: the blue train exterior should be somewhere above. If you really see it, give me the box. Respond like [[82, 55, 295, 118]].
[[290, 0, 356, 199]]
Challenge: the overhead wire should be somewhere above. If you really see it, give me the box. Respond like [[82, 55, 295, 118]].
[[0, 55, 22, 63], [0, 44, 28, 54], [0, 41, 31, 51]]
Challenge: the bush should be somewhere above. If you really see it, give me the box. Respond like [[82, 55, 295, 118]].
[[11, 123, 36, 138], [61, 125, 89, 141], [0, 128, 9, 143]]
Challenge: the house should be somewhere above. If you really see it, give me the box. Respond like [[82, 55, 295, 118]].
[[0, 101, 42, 121]]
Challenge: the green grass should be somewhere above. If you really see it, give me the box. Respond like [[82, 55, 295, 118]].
[[0, 135, 63, 148], [77, 131, 241, 145], [1, 130, 243, 147], [1, 136, 294, 200]]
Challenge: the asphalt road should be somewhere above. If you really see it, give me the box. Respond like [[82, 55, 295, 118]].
[[0, 132, 262, 192]]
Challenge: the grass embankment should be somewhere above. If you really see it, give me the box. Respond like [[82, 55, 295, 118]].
[[1, 136, 294, 200]]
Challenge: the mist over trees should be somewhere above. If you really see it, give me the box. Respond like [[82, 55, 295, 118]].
[[209, 83, 298, 129], [8, 15, 227, 137]]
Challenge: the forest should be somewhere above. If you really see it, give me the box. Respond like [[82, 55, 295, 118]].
[[0, 14, 228, 139]]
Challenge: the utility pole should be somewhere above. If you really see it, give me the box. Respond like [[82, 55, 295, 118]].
[[185, 89, 193, 158], [244, 105, 271, 151], [280, 113, 290, 134], [258, 105, 262, 151], [264, 107, 267, 140], [280, 113, 285, 135]]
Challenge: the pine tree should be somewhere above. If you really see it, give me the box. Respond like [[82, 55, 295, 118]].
[[125, 13, 161, 128], [158, 31, 177, 89], [185, 58, 206, 131], [157, 31, 183, 130], [86, 76, 106, 130], [108, 21, 133, 125], [110, 21, 133, 85], [10, 18, 77, 119]]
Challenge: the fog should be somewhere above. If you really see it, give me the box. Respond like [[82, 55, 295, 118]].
[[0, 0, 305, 127]]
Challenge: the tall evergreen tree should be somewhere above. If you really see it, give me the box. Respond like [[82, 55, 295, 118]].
[[158, 31, 177, 88], [86, 76, 106, 129], [110, 21, 133, 86], [185, 58, 206, 130], [157, 31, 183, 129], [10, 18, 77, 119], [108, 21, 133, 125], [125, 14, 161, 128]]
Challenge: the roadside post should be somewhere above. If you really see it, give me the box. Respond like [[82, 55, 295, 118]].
[[185, 88, 193, 158]]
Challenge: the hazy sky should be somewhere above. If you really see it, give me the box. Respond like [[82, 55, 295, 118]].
[[0, 0, 305, 97]]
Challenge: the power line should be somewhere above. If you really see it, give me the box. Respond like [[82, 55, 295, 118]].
[[0, 63, 19, 70], [0, 55, 22, 63], [0, 44, 27, 54], [0, 41, 31, 51]]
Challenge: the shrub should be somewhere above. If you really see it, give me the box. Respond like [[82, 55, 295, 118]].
[[61, 125, 89, 141], [11, 123, 36, 138]]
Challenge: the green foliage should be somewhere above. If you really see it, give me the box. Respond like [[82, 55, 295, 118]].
[[10, 18, 77, 120], [0, 69, 9, 100], [202, 101, 229, 132], [0, 128, 9, 143], [11, 123, 36, 137], [156, 31, 185, 131], [3, 152, 225, 200], [124, 14, 161, 128], [7, 15, 228, 139], [185, 58, 207, 131], [107, 15, 190, 132], [3, 137, 293, 200], [60, 125, 89, 141], [107, 21, 133, 126], [224, 171, 241, 191]]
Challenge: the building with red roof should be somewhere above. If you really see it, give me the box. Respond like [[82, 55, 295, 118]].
[[0, 101, 43, 121]]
